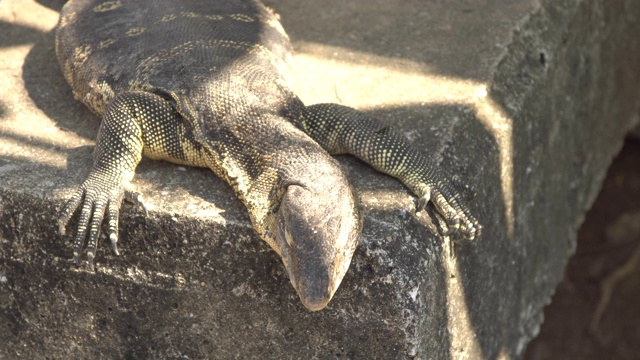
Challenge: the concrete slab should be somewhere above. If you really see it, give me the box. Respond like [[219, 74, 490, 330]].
[[1, 0, 639, 358]]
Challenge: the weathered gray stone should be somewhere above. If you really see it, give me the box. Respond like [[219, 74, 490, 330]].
[[1, 0, 639, 358]]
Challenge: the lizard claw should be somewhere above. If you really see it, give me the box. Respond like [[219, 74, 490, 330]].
[[86, 251, 96, 272], [110, 233, 120, 256], [73, 248, 82, 266], [59, 170, 131, 270], [466, 221, 482, 240], [415, 186, 432, 213]]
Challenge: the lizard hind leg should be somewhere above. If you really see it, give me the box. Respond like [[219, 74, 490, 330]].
[[300, 103, 481, 241]]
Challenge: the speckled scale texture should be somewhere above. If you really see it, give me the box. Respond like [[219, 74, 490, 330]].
[[55, 0, 480, 310], [56, 0, 291, 108]]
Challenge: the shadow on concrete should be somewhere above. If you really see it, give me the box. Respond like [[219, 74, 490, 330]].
[[0, 19, 44, 48], [21, 27, 99, 140], [34, 0, 66, 12]]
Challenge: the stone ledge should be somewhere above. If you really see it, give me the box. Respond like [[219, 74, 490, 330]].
[[1, 0, 640, 359]]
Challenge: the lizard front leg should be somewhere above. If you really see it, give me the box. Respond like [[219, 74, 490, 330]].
[[301, 103, 481, 241], [59, 92, 155, 270]]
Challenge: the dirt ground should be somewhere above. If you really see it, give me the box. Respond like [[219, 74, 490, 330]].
[[525, 138, 640, 360]]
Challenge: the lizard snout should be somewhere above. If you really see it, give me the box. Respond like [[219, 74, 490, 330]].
[[291, 258, 333, 311]]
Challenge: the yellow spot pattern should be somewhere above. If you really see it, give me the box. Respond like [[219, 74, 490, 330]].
[[73, 44, 92, 66], [98, 38, 117, 50], [59, 11, 77, 28], [230, 14, 255, 22], [125, 27, 146, 37], [93, 0, 122, 13]]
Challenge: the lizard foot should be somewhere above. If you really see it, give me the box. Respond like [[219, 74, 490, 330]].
[[415, 181, 481, 241], [59, 171, 129, 271]]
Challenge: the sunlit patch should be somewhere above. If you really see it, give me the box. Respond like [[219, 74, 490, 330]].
[[293, 43, 513, 236]]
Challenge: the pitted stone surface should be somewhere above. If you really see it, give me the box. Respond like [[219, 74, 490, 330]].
[[1, 0, 640, 358]]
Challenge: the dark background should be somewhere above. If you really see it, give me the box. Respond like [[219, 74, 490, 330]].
[[525, 137, 640, 360]]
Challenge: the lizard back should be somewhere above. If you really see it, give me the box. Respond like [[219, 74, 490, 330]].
[[56, 0, 294, 117]]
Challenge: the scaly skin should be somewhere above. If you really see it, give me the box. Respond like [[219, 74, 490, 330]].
[[56, 0, 480, 311]]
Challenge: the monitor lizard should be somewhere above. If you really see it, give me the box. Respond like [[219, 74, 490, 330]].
[[55, 0, 481, 311]]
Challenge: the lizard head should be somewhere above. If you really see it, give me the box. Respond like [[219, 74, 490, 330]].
[[274, 175, 361, 311]]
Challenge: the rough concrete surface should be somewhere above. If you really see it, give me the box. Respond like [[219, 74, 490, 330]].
[[1, 0, 639, 359]]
